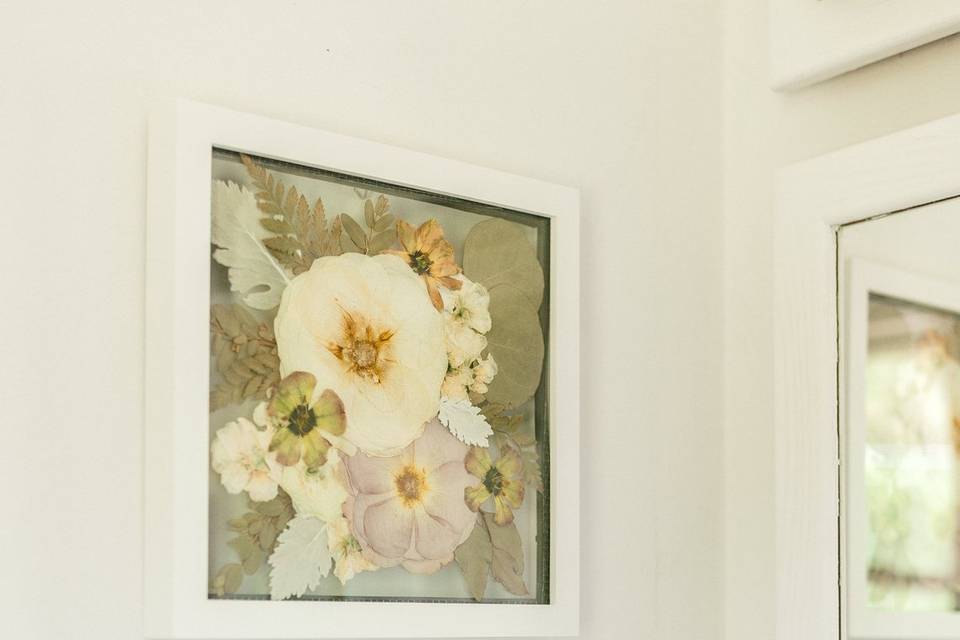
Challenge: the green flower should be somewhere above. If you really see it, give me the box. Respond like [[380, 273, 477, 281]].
[[267, 372, 346, 470]]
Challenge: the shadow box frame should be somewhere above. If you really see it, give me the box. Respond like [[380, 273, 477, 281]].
[[144, 99, 580, 639]]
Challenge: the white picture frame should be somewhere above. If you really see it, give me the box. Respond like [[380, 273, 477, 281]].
[[144, 99, 580, 639], [842, 260, 960, 639], [775, 112, 960, 639], [770, 0, 960, 91]]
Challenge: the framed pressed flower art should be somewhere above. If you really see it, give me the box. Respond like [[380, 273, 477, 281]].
[[145, 100, 579, 638]]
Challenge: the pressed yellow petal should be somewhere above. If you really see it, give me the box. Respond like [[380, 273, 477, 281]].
[[464, 484, 490, 512], [430, 259, 459, 279], [312, 388, 347, 437], [301, 431, 330, 470], [492, 495, 515, 526], [381, 249, 409, 263], [396, 219, 416, 252], [496, 447, 524, 480], [414, 219, 444, 250], [438, 275, 463, 290], [270, 428, 302, 467], [425, 279, 444, 311], [499, 478, 525, 509], [269, 371, 316, 418], [464, 446, 492, 478]]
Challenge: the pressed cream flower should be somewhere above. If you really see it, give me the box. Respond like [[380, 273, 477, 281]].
[[440, 274, 491, 334], [469, 354, 498, 395], [278, 448, 349, 523], [441, 365, 474, 401], [211, 417, 281, 502], [343, 419, 477, 574], [264, 372, 347, 470], [444, 319, 487, 369], [326, 517, 378, 584], [275, 253, 447, 457], [464, 446, 525, 525], [384, 219, 462, 311]]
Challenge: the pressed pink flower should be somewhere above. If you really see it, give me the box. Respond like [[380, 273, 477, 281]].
[[342, 419, 477, 574]]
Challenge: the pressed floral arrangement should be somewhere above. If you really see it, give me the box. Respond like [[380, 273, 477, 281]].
[[207, 150, 550, 603]]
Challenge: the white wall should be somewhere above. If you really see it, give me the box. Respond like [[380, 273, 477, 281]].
[[0, 1, 724, 638], [724, 3, 960, 639]]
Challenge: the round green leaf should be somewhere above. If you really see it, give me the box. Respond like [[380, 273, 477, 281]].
[[463, 219, 544, 310], [484, 285, 544, 407]]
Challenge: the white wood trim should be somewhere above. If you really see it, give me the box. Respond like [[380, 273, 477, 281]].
[[842, 260, 960, 640], [145, 99, 580, 639], [770, 0, 960, 91], [775, 112, 960, 640]]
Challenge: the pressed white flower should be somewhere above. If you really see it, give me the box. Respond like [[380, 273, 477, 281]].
[[441, 365, 474, 401], [326, 517, 377, 584], [444, 319, 487, 369], [440, 274, 492, 334], [211, 417, 281, 502], [274, 253, 447, 457], [279, 448, 349, 523], [469, 354, 498, 395], [440, 275, 491, 368]]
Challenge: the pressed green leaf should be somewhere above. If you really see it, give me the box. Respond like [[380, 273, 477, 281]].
[[372, 213, 395, 233], [215, 563, 244, 595], [340, 214, 367, 250], [367, 228, 397, 255], [463, 218, 544, 309], [242, 547, 265, 575], [363, 199, 375, 227], [521, 447, 544, 493], [483, 285, 545, 407], [211, 181, 290, 310], [228, 535, 256, 561], [259, 218, 292, 235], [374, 194, 389, 217], [454, 515, 493, 601]]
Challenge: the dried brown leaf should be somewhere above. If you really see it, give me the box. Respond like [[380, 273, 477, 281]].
[[455, 515, 493, 601], [483, 513, 527, 596]]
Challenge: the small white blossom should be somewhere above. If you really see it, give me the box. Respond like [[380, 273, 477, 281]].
[[440, 274, 492, 334], [211, 417, 281, 502], [444, 319, 487, 369], [326, 517, 377, 584], [441, 365, 474, 401], [469, 354, 498, 395]]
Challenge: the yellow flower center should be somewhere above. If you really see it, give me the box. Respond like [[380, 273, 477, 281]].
[[393, 465, 428, 508], [328, 310, 394, 384]]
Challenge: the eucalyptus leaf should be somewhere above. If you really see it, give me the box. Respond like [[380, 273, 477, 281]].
[[484, 285, 545, 407], [454, 515, 493, 601], [463, 218, 544, 309]]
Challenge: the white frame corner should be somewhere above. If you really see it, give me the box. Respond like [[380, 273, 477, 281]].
[[770, 0, 960, 91], [145, 99, 580, 639], [775, 111, 960, 640]]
